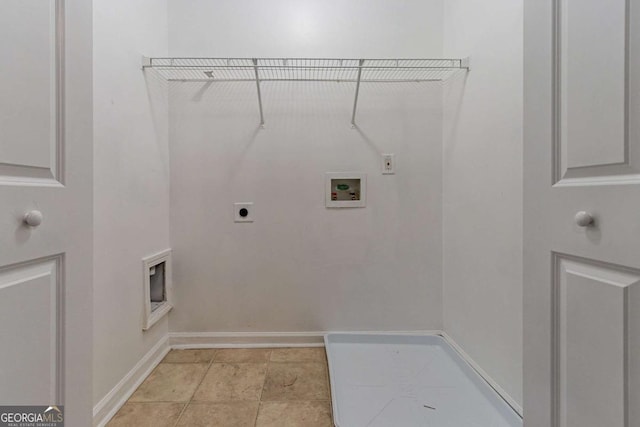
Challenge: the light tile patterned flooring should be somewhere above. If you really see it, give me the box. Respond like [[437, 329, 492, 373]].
[[107, 348, 333, 427]]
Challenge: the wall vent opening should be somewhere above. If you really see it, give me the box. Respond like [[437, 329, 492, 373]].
[[142, 249, 173, 330]]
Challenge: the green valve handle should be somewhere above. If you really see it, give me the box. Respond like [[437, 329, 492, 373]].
[[336, 184, 350, 191]]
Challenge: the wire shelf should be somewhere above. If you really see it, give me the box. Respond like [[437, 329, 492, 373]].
[[144, 57, 468, 82], [142, 57, 470, 125]]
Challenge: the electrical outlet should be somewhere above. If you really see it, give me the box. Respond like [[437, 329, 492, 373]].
[[382, 153, 395, 174], [234, 202, 254, 222]]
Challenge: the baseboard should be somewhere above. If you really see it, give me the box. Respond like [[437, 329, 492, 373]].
[[168, 330, 450, 349], [168, 331, 326, 348], [92, 336, 170, 427], [440, 331, 523, 417]]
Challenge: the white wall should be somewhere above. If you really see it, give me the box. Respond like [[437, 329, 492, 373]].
[[92, 0, 170, 408], [167, 0, 445, 333], [442, 0, 524, 409], [168, 0, 443, 58]]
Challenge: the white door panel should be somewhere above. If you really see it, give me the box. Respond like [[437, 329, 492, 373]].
[[554, 0, 640, 185], [0, 0, 92, 424], [0, 0, 60, 185], [555, 256, 639, 427], [525, 0, 640, 426], [560, 0, 627, 170], [0, 257, 61, 405]]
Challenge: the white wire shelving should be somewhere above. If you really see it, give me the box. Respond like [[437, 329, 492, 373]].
[[142, 57, 470, 127]]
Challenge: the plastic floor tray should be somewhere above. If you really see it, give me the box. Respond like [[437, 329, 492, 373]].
[[324, 333, 522, 427]]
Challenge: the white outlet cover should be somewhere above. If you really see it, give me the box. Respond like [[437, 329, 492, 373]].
[[382, 153, 395, 174], [234, 202, 254, 222]]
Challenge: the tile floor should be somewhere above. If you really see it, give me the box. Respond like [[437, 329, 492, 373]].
[[107, 348, 333, 427]]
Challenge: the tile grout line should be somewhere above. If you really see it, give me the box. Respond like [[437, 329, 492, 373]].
[[173, 350, 218, 427], [323, 352, 334, 418], [253, 348, 273, 427]]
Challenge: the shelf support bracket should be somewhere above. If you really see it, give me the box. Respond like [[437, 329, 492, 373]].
[[351, 59, 365, 128], [252, 58, 265, 127], [141, 56, 152, 70]]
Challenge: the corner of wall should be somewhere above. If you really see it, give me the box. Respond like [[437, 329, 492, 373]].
[[92, 0, 171, 417], [441, 0, 524, 408]]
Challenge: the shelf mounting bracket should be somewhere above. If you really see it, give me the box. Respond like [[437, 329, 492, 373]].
[[141, 56, 152, 70], [252, 58, 265, 128], [350, 59, 365, 128]]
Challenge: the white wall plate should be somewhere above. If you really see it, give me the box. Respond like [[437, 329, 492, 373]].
[[325, 172, 367, 208], [234, 202, 254, 222], [382, 153, 396, 174]]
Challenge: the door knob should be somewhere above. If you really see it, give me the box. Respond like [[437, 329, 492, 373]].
[[24, 210, 44, 227], [574, 211, 594, 227]]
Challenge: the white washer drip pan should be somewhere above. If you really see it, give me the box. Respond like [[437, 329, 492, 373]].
[[324, 334, 522, 427]]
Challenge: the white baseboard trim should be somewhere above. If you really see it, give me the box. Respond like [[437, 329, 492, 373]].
[[440, 331, 523, 417], [168, 331, 326, 348], [167, 330, 445, 349], [92, 336, 170, 427]]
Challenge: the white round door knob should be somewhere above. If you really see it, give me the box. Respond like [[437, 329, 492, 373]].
[[574, 211, 594, 227], [24, 210, 44, 227]]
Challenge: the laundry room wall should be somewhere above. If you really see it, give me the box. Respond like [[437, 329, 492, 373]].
[[166, 0, 446, 335]]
